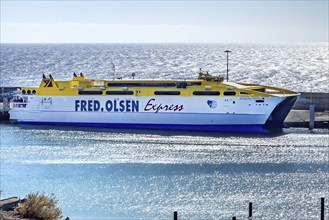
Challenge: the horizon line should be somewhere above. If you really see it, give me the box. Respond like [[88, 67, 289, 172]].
[[1, 42, 328, 44]]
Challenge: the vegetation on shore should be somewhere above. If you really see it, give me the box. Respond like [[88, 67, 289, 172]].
[[13, 193, 62, 220]]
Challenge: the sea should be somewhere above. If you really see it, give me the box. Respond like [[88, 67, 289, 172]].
[[0, 43, 329, 219], [0, 43, 328, 92]]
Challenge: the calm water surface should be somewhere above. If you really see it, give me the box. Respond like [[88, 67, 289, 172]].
[[0, 124, 328, 219]]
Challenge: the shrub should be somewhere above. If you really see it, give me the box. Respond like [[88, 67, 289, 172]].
[[15, 193, 62, 220]]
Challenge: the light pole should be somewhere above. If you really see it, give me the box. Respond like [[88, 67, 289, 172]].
[[224, 50, 231, 82]]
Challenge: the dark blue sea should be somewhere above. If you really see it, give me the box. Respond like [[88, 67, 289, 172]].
[[0, 43, 328, 219]]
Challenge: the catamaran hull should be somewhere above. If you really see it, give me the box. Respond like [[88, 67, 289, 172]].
[[15, 121, 268, 133], [9, 95, 297, 133]]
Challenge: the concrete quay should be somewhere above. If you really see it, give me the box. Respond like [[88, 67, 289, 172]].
[[285, 110, 329, 129]]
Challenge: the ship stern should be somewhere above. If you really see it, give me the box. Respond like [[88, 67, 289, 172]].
[[264, 95, 299, 130]]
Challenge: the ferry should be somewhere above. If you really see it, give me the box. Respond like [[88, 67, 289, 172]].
[[9, 72, 299, 132]]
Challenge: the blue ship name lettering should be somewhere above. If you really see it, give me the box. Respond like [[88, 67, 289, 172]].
[[75, 99, 139, 112]]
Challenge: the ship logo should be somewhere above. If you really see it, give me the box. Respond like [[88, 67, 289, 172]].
[[43, 80, 53, 87], [41, 97, 53, 109], [207, 100, 217, 109]]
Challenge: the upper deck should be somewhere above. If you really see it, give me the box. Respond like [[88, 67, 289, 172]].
[[19, 72, 299, 98]]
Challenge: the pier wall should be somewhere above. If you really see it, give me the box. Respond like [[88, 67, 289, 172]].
[[293, 92, 329, 112]]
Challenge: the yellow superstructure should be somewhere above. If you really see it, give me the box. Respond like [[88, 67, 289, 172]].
[[20, 72, 297, 98]]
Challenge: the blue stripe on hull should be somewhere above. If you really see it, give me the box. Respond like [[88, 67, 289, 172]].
[[17, 121, 270, 133]]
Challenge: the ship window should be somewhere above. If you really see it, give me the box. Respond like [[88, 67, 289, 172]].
[[224, 91, 236, 96], [78, 91, 103, 95], [107, 82, 176, 87], [27, 90, 31, 94], [255, 100, 264, 103], [154, 91, 181, 95], [188, 82, 202, 86], [240, 92, 250, 95], [22, 90, 26, 94], [193, 91, 220, 96], [253, 88, 266, 92], [32, 90, 36, 94], [106, 91, 134, 95], [176, 82, 187, 88]]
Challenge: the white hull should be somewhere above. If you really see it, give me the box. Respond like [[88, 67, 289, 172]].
[[10, 95, 284, 127]]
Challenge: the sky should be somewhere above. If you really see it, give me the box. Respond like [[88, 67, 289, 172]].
[[0, 0, 328, 43]]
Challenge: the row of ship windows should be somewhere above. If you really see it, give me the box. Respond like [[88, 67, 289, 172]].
[[107, 82, 202, 88], [22, 90, 254, 97], [78, 90, 238, 96], [22, 90, 37, 95]]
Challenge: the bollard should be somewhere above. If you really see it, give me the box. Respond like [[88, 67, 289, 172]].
[[174, 211, 178, 220], [309, 104, 315, 130], [249, 202, 252, 218], [321, 197, 325, 220], [3, 97, 9, 112]]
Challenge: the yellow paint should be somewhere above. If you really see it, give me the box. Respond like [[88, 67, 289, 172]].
[[20, 74, 298, 97]]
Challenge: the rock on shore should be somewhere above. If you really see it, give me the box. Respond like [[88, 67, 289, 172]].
[[0, 210, 28, 220]]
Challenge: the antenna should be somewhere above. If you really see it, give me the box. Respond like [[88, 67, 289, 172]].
[[111, 61, 116, 79], [224, 50, 231, 82]]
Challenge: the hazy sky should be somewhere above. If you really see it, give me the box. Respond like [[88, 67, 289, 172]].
[[1, 1, 328, 43]]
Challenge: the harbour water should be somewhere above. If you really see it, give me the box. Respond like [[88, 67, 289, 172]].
[[0, 124, 328, 219], [1, 43, 328, 92], [0, 43, 328, 219]]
